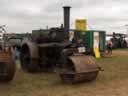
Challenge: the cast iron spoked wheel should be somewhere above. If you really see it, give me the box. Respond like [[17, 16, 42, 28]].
[[20, 44, 40, 72], [20, 51, 31, 71]]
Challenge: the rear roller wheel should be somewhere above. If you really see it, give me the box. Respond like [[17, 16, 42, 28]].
[[20, 44, 40, 72]]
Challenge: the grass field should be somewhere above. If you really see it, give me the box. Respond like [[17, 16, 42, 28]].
[[0, 49, 128, 96]]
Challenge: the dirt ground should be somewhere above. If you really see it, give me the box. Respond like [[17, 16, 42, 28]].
[[0, 49, 128, 96]]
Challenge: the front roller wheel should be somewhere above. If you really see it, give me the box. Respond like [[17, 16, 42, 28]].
[[59, 55, 100, 83]]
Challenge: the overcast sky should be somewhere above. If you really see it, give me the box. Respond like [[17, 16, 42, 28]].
[[0, 0, 128, 34]]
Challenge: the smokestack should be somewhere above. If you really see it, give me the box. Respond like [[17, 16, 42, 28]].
[[63, 6, 71, 39]]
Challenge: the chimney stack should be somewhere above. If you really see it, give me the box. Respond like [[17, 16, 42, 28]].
[[63, 6, 71, 39]]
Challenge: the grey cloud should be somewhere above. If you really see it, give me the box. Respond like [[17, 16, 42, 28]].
[[0, 0, 127, 34], [44, 0, 85, 13]]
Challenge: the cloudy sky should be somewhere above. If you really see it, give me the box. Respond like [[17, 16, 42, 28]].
[[0, 0, 128, 34]]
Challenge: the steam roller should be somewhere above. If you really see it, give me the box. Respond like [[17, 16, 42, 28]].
[[0, 50, 16, 82], [19, 6, 100, 83]]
